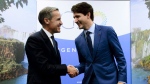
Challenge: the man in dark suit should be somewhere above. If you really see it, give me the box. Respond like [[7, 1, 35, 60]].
[[70, 2, 127, 84], [25, 7, 77, 84]]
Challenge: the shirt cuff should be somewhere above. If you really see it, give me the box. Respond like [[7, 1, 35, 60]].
[[75, 68, 79, 74]]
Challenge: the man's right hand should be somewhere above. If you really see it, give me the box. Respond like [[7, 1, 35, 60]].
[[67, 65, 78, 78]]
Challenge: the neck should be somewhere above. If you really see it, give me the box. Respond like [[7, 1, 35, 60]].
[[84, 20, 94, 30], [43, 25, 53, 35]]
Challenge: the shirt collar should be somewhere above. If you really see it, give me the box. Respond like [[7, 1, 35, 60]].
[[84, 23, 95, 34], [42, 28, 53, 38]]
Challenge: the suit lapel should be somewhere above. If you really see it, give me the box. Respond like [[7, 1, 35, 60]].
[[93, 25, 101, 57], [40, 29, 57, 56], [79, 31, 93, 60]]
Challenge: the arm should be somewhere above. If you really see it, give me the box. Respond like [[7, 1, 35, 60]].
[[75, 39, 86, 74], [107, 26, 127, 83], [25, 35, 67, 76]]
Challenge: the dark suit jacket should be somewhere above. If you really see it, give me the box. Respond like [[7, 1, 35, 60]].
[[75, 24, 127, 84], [25, 29, 67, 84]]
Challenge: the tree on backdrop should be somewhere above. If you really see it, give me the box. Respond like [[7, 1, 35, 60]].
[[0, 0, 28, 23], [145, 0, 150, 19]]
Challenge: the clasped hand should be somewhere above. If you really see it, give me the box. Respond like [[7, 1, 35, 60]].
[[67, 65, 78, 78]]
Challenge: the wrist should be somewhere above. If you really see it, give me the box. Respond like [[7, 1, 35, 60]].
[[75, 68, 79, 74], [67, 66, 70, 73], [118, 81, 126, 84]]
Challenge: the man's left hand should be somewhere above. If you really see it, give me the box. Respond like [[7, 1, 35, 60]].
[[117, 82, 126, 84]]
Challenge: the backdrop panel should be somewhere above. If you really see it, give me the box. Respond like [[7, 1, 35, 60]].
[[0, 0, 36, 84], [0, 0, 131, 84], [37, 1, 131, 84], [131, 0, 150, 84]]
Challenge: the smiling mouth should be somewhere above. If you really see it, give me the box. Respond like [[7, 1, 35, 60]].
[[77, 22, 80, 26], [78, 24, 82, 27]]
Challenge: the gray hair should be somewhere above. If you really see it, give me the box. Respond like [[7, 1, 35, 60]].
[[38, 7, 59, 25]]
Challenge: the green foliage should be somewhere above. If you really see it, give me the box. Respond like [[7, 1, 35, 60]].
[[0, 0, 28, 23], [0, 14, 4, 23], [143, 55, 150, 64], [132, 28, 150, 59], [131, 28, 141, 43], [145, 0, 150, 19], [0, 37, 25, 63], [12, 41, 25, 63], [135, 40, 143, 58], [0, 37, 27, 81], [0, 37, 25, 74], [137, 55, 150, 69]]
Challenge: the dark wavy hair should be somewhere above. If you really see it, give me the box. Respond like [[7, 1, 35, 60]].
[[71, 2, 94, 21]]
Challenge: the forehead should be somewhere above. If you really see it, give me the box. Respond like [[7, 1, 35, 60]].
[[52, 10, 60, 17], [73, 12, 84, 16]]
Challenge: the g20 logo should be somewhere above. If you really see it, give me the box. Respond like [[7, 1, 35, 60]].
[[61, 11, 107, 29], [61, 11, 75, 29]]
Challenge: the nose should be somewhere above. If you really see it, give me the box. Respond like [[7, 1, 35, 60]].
[[74, 18, 78, 23], [60, 20, 63, 25]]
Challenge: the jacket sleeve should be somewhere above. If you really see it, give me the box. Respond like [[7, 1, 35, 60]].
[[107, 26, 127, 82], [75, 39, 86, 74], [25, 35, 67, 76]]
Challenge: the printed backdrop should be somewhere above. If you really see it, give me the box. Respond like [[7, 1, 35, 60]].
[[0, 0, 131, 84], [131, 0, 150, 84], [37, 1, 130, 84]]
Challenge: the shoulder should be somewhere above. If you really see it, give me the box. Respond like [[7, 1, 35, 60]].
[[27, 30, 42, 41], [75, 31, 84, 41], [30, 31, 40, 37], [95, 24, 113, 30], [95, 24, 116, 34]]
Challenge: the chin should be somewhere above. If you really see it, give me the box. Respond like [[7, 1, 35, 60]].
[[56, 31, 60, 33], [56, 29, 60, 33], [79, 27, 84, 29]]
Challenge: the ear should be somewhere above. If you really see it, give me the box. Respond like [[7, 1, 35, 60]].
[[44, 18, 50, 24], [86, 12, 91, 19]]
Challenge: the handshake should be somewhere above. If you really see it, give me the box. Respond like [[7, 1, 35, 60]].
[[67, 65, 79, 78]]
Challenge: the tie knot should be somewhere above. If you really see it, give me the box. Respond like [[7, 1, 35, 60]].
[[86, 31, 91, 35], [51, 36, 54, 39]]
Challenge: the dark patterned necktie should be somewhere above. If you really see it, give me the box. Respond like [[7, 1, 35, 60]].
[[51, 36, 57, 54], [86, 31, 93, 55]]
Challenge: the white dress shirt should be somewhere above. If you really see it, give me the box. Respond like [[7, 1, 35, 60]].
[[42, 28, 54, 47], [84, 23, 95, 47]]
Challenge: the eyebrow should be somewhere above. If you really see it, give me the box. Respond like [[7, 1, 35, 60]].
[[57, 17, 61, 20], [73, 15, 80, 18]]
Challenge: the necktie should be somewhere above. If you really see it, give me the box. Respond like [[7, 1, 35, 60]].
[[86, 31, 93, 55], [51, 36, 57, 54]]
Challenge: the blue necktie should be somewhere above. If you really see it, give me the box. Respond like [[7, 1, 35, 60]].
[[51, 36, 57, 54], [86, 31, 93, 55]]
